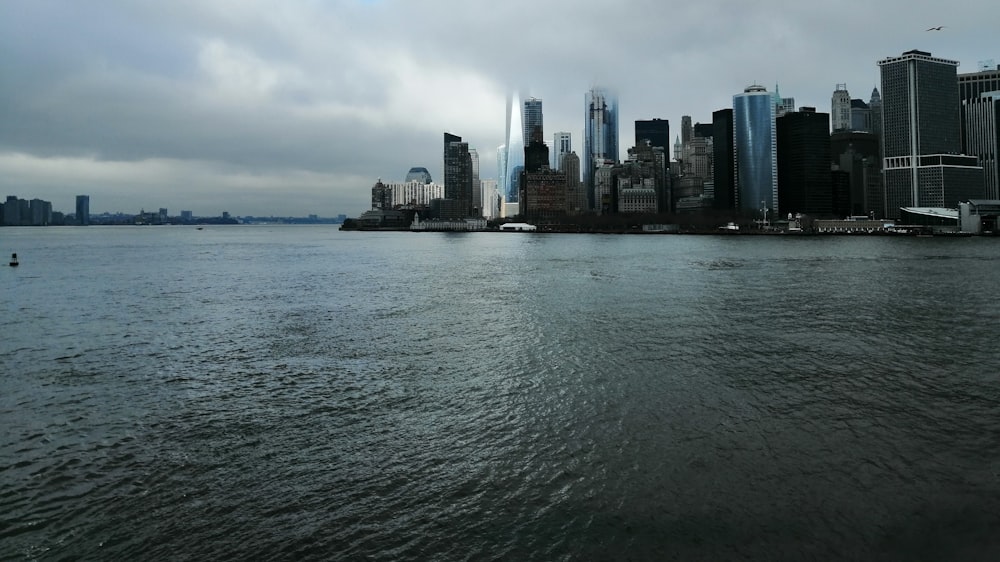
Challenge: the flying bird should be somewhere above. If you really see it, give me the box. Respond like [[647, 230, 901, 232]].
[[925, 26, 946, 31]]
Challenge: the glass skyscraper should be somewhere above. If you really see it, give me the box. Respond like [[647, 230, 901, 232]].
[[584, 87, 618, 211], [733, 85, 778, 214], [634, 119, 670, 152], [499, 92, 525, 203], [75, 195, 90, 226], [523, 97, 543, 146]]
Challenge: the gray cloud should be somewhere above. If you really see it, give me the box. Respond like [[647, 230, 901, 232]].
[[1, 0, 995, 216]]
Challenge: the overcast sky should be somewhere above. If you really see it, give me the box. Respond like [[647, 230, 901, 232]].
[[1, 1, 996, 216]]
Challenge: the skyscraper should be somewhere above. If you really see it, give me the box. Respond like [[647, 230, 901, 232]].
[[832, 131, 882, 216], [480, 178, 499, 219], [443, 132, 474, 218], [733, 85, 778, 213], [635, 119, 670, 153], [500, 92, 525, 203], [958, 64, 1000, 103], [777, 107, 833, 216], [552, 132, 572, 171], [469, 149, 480, 216], [879, 49, 983, 215], [76, 195, 90, 226], [959, 65, 1000, 199], [523, 97, 543, 146], [584, 87, 619, 211], [524, 136, 549, 173], [4, 196, 20, 226], [962, 91, 1000, 199], [868, 88, 883, 141], [850, 99, 872, 132], [712, 108, 735, 210], [562, 151, 584, 212], [832, 84, 852, 131]]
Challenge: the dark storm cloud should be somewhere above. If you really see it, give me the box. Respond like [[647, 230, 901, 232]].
[[0, 0, 996, 215]]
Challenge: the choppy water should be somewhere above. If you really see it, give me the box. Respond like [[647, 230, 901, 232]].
[[2, 226, 1000, 560]]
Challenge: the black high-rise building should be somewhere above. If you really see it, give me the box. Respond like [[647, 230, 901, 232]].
[[777, 107, 833, 217], [711, 109, 735, 210], [831, 131, 882, 216], [693, 122, 713, 139], [634, 119, 670, 151], [75, 195, 90, 226], [443, 132, 474, 218], [524, 141, 549, 173]]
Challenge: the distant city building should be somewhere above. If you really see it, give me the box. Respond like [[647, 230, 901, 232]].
[[773, 84, 795, 117], [372, 178, 446, 209], [831, 131, 883, 216], [469, 149, 481, 216], [496, 144, 507, 201], [777, 107, 833, 217], [3, 196, 20, 226], [879, 49, 984, 216], [617, 177, 657, 213], [593, 163, 618, 215], [404, 167, 433, 184], [523, 97, 543, 146], [962, 91, 1000, 199], [552, 132, 572, 171], [622, 143, 669, 213], [635, 118, 670, 154], [584, 87, 619, 211], [712, 108, 736, 210], [733, 85, 778, 213], [76, 195, 90, 226], [959, 66, 1000, 199], [524, 132, 549, 173], [686, 136, 713, 180], [29, 199, 51, 226], [562, 151, 585, 213], [499, 92, 525, 203], [869, 88, 883, 140], [832, 84, 852, 131], [480, 179, 499, 219], [443, 132, 475, 218], [181, 210, 193, 221], [958, 64, 1000, 104], [848, 99, 869, 132], [681, 116, 692, 144], [693, 122, 714, 139], [521, 169, 567, 220]]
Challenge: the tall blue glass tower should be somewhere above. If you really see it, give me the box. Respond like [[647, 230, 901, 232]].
[[584, 87, 619, 211], [733, 85, 778, 214]]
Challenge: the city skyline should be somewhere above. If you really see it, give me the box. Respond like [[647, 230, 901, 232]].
[[1, 1, 997, 216]]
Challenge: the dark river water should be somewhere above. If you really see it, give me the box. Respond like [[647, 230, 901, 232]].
[[2, 226, 1000, 560]]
